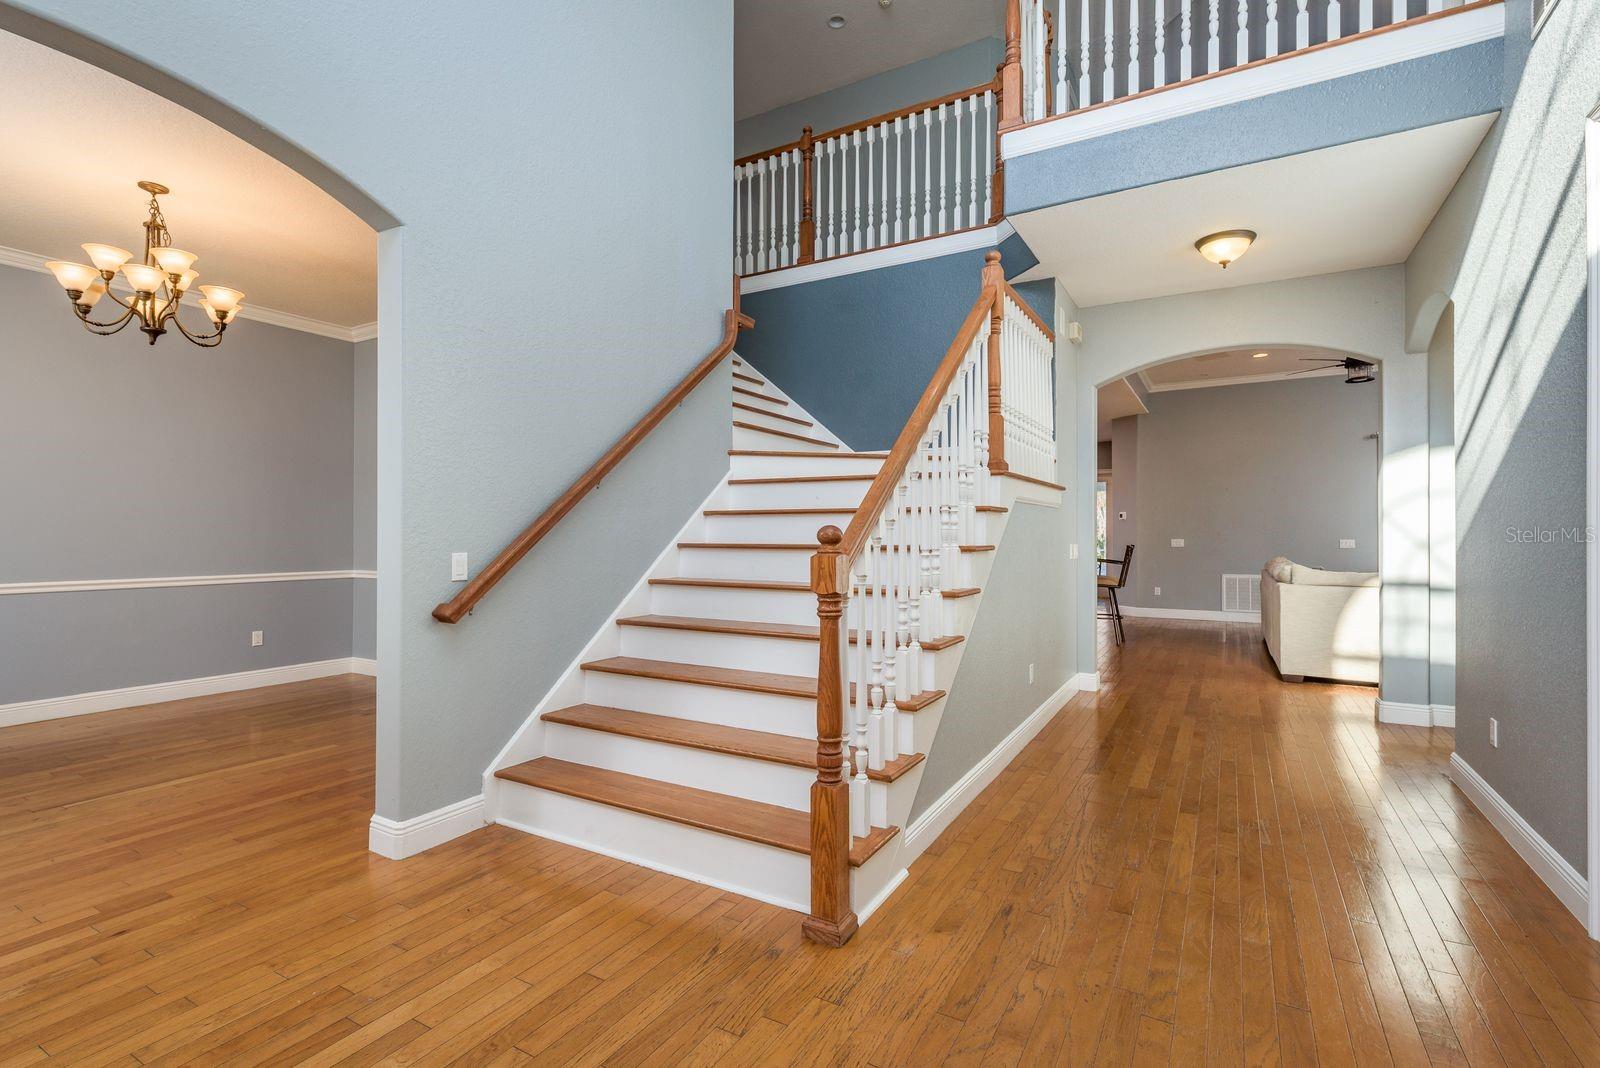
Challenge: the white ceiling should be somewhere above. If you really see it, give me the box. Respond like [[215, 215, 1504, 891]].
[[0, 30, 376, 328], [1143, 345, 1360, 390], [1096, 377, 1147, 440], [1011, 113, 1496, 308], [736, 0, 1002, 120]]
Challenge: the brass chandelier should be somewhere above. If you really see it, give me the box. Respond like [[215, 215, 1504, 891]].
[[45, 181, 245, 347]]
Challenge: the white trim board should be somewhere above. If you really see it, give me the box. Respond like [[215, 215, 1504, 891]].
[[1117, 605, 1262, 624], [1, 569, 376, 596], [1375, 699, 1454, 728], [370, 796, 488, 861], [1001, 3, 1505, 161], [0, 657, 373, 730], [1585, 106, 1600, 938], [1450, 753, 1588, 924], [902, 676, 1084, 861], [739, 221, 1017, 294], [0, 244, 376, 343]]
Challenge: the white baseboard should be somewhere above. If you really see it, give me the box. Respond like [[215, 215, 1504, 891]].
[[1070, 670, 1100, 692], [1449, 753, 1587, 924], [350, 658, 378, 677], [369, 795, 488, 860], [902, 676, 1083, 860], [0, 657, 374, 729], [1375, 698, 1453, 728], [1118, 605, 1262, 624]]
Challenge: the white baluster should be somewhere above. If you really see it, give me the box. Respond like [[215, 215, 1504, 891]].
[[937, 103, 949, 234], [866, 533, 884, 771], [733, 165, 744, 275], [967, 96, 980, 229], [756, 157, 768, 272], [983, 90, 995, 222], [1208, 0, 1221, 72], [865, 125, 877, 250], [879, 527, 900, 765], [1153, 0, 1168, 87], [895, 484, 916, 699], [1181, 0, 1194, 80], [1055, 0, 1069, 113], [1080, 0, 1094, 105], [921, 110, 933, 238], [1032, 0, 1048, 119], [779, 152, 790, 267], [894, 116, 905, 244], [1103, 0, 1117, 101], [879, 122, 890, 247], [951, 98, 964, 231], [1128, 8, 1141, 95], [1265, 0, 1280, 55], [1359, 0, 1373, 31], [1237, 0, 1249, 66], [849, 565, 869, 839], [1327, 0, 1343, 41], [852, 129, 864, 251], [1296, 0, 1310, 46]]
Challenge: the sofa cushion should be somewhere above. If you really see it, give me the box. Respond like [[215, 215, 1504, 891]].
[[1290, 564, 1379, 587], [1264, 556, 1294, 582]]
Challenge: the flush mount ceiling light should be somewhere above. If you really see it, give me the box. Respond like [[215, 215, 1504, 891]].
[[44, 181, 245, 347], [1251, 351, 1269, 359], [827, 14, 847, 28], [1194, 229, 1256, 269]]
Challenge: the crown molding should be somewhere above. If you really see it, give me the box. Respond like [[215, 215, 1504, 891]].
[[0, 243, 374, 343]]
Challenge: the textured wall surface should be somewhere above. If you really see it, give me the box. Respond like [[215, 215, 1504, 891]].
[[5, 0, 735, 819], [0, 262, 362, 703], [353, 338, 377, 661], [1405, 0, 1597, 869]]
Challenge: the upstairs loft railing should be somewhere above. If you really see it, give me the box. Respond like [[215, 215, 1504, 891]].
[[803, 252, 1055, 946], [734, 81, 1006, 278], [1010, 0, 1479, 122]]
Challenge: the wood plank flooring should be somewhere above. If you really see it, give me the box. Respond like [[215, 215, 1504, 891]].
[[2, 619, 1597, 1064]]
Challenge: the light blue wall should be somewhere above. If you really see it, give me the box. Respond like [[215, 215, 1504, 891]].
[[738, 232, 1040, 451], [1405, 0, 1597, 869], [4, 0, 736, 820], [0, 261, 365, 704], [1005, 38, 1504, 213], [735, 37, 1002, 158]]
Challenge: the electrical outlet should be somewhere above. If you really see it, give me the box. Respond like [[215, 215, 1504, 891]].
[[1153, 586, 1161, 596], [250, 630, 263, 647], [451, 552, 469, 581], [1489, 718, 1499, 747], [1170, 538, 1184, 548], [1069, 544, 1079, 560], [1117, 511, 1127, 521], [1028, 663, 1035, 684], [1339, 538, 1356, 549]]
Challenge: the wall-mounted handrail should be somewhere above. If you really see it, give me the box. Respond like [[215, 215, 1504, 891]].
[[432, 286, 753, 624]]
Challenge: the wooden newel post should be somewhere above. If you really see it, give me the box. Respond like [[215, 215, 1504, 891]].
[[990, 68, 1006, 224], [982, 251, 1009, 475], [803, 524, 857, 947], [799, 126, 816, 265], [999, 0, 1023, 131]]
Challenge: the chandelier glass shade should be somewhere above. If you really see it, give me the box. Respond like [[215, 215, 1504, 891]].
[[44, 181, 245, 347]]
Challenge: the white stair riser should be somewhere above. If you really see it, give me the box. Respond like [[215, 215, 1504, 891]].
[[731, 454, 884, 478], [649, 582, 817, 625], [496, 784, 810, 912], [731, 406, 819, 436], [676, 546, 812, 582], [582, 670, 814, 736], [728, 481, 872, 510], [620, 625, 820, 675], [732, 425, 837, 453], [543, 722, 815, 811], [704, 512, 855, 541]]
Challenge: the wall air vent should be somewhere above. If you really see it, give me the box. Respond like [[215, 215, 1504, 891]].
[[1222, 574, 1261, 615]]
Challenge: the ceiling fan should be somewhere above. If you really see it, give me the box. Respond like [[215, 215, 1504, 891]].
[[1288, 356, 1376, 384]]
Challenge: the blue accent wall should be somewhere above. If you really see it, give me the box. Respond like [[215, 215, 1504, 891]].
[[739, 238, 1047, 451], [1006, 38, 1504, 213]]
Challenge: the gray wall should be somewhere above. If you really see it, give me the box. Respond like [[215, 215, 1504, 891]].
[[739, 231, 1040, 451], [1405, 0, 1597, 870], [6, 0, 738, 820], [735, 37, 1002, 158], [353, 338, 377, 661], [911, 278, 1080, 820], [0, 261, 365, 703], [1106, 375, 1380, 613], [1109, 414, 1138, 581]]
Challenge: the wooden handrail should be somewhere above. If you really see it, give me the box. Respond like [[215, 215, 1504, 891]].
[[734, 80, 997, 168], [835, 254, 1004, 563], [432, 288, 753, 624]]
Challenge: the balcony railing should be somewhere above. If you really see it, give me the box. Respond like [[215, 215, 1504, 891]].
[[1013, 0, 1474, 121]]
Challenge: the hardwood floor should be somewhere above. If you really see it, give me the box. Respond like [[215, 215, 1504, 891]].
[[3, 620, 1597, 1064]]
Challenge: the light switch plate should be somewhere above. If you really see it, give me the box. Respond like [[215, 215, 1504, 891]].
[[1339, 538, 1356, 549], [451, 552, 469, 581], [1153, 587, 1161, 596], [250, 630, 263, 647], [1170, 538, 1184, 548]]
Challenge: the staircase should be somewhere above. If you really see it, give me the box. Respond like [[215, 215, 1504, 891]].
[[485, 257, 1059, 935]]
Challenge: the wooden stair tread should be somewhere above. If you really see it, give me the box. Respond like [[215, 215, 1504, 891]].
[[704, 507, 856, 517], [732, 402, 813, 428], [617, 613, 965, 651], [677, 542, 990, 554], [729, 450, 888, 459], [495, 758, 898, 865], [976, 505, 1007, 513], [728, 474, 876, 485], [732, 385, 787, 406], [541, 704, 922, 782], [943, 587, 981, 598], [959, 545, 997, 552], [732, 370, 767, 387], [582, 655, 946, 710], [731, 421, 841, 449], [1002, 470, 1066, 491], [649, 576, 810, 592]]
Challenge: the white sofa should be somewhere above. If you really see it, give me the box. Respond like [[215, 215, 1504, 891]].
[[1260, 558, 1380, 684]]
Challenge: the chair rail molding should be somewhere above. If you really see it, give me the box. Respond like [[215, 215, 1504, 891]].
[[0, 570, 377, 596]]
